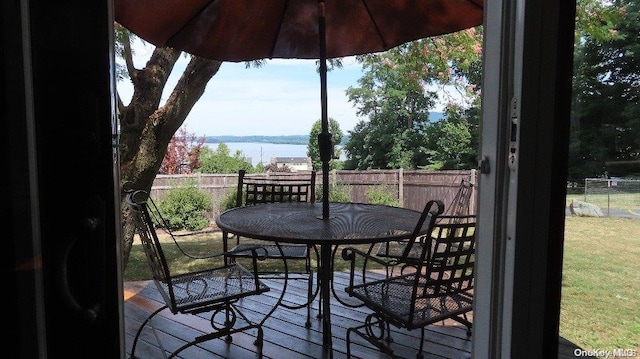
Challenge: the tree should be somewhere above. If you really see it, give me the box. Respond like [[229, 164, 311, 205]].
[[159, 126, 206, 174], [115, 27, 333, 268], [424, 104, 480, 170], [116, 27, 225, 268], [344, 28, 483, 170], [307, 118, 344, 170], [569, 0, 640, 181], [197, 143, 255, 174], [344, 49, 433, 169]]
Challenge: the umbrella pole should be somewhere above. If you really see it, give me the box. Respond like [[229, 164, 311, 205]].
[[318, 0, 330, 220]]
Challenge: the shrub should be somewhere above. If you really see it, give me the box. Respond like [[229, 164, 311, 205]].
[[218, 189, 238, 212], [158, 186, 212, 231], [316, 183, 352, 203], [365, 185, 400, 207]]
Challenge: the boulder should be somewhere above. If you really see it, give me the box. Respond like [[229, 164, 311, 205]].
[[569, 199, 604, 217]]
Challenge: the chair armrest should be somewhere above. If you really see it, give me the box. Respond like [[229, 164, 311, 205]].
[[164, 230, 268, 261], [341, 246, 390, 267], [224, 245, 270, 285], [153, 229, 228, 260], [227, 244, 269, 260], [341, 246, 397, 291]]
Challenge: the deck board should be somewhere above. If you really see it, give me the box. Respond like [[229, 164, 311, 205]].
[[124, 271, 588, 359]]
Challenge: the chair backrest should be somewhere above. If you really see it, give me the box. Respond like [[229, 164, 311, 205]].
[[400, 200, 446, 260], [418, 214, 476, 298], [445, 179, 474, 217], [126, 190, 178, 306], [236, 169, 316, 207]]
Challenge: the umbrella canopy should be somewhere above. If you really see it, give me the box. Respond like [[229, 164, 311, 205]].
[[115, 0, 484, 219], [115, 0, 483, 61]]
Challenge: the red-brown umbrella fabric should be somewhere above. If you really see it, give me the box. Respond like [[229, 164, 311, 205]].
[[115, 0, 483, 61], [115, 0, 484, 219]]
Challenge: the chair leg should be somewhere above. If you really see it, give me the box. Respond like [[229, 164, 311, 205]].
[[450, 313, 473, 335], [384, 321, 394, 344], [307, 245, 321, 321], [305, 269, 313, 327], [275, 247, 319, 327], [347, 314, 397, 358], [166, 322, 263, 359], [416, 327, 425, 359], [255, 325, 264, 359], [225, 305, 234, 343], [129, 305, 168, 359], [162, 303, 264, 359]]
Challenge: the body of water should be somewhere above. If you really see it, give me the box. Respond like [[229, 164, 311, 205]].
[[206, 142, 346, 166], [206, 142, 309, 166]]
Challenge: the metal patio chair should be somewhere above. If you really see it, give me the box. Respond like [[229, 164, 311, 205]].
[[375, 178, 474, 265], [342, 200, 476, 359], [126, 189, 271, 359], [224, 169, 320, 327]]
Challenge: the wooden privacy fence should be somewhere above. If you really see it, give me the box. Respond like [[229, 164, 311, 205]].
[[150, 169, 478, 222]]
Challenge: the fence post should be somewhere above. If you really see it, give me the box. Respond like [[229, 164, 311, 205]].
[[398, 168, 404, 207], [607, 179, 611, 217], [470, 169, 477, 213], [584, 178, 588, 202]]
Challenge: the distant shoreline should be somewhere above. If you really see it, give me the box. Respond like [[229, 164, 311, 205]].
[[204, 135, 308, 145], [203, 112, 443, 145], [204, 135, 350, 146]]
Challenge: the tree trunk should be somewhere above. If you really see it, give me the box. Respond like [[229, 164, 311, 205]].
[[118, 46, 222, 268]]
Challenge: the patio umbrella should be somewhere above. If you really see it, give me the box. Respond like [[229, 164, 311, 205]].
[[115, 0, 484, 219]]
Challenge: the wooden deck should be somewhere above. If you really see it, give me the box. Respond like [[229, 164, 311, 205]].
[[124, 272, 589, 359]]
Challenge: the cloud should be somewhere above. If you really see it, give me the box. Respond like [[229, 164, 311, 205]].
[[117, 42, 364, 136]]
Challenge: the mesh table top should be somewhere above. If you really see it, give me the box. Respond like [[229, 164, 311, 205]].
[[216, 202, 426, 245]]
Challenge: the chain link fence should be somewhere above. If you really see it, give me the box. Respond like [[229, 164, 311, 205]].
[[580, 178, 640, 217]]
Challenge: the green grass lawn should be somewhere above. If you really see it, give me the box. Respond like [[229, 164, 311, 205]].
[[123, 216, 640, 352], [560, 216, 640, 351], [123, 230, 378, 280]]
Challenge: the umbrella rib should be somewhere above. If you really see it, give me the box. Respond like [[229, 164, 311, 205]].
[[269, 0, 290, 59], [165, 1, 214, 48], [360, 0, 388, 49], [467, 0, 485, 10]]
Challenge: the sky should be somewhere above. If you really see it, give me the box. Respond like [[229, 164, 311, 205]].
[[117, 41, 366, 137]]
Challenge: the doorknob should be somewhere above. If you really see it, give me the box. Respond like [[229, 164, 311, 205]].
[[58, 195, 105, 323]]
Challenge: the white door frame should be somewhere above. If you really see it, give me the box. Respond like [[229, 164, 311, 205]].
[[473, 0, 576, 357]]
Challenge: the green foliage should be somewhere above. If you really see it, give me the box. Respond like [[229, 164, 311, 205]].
[[316, 184, 352, 203], [218, 189, 239, 212], [345, 47, 432, 169], [197, 143, 257, 174], [157, 186, 212, 231], [424, 105, 480, 170], [365, 185, 400, 207], [344, 29, 483, 170], [308, 118, 344, 171], [574, 0, 621, 45], [331, 160, 345, 170], [569, 0, 640, 182], [113, 27, 132, 82]]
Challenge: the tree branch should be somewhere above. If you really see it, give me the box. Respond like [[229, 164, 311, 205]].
[[159, 56, 222, 136]]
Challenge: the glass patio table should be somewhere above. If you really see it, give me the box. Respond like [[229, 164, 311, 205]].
[[215, 201, 425, 353]]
